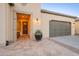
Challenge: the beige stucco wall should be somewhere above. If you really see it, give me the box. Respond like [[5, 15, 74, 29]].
[[41, 13, 75, 38], [75, 21, 79, 34], [0, 4, 6, 45], [6, 4, 14, 43], [0, 4, 14, 45], [0, 3, 42, 45], [0, 3, 76, 45], [13, 3, 42, 40]]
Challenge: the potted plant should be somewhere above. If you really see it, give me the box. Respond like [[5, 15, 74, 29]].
[[35, 30, 42, 41]]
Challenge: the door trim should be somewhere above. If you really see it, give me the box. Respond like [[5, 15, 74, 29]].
[[16, 13, 31, 38]]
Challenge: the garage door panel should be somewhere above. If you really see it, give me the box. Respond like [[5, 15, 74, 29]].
[[49, 20, 71, 37]]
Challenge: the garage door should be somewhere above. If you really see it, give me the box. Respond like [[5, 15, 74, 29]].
[[49, 20, 71, 37]]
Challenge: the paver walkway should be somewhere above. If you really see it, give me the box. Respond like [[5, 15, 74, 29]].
[[0, 38, 78, 56]]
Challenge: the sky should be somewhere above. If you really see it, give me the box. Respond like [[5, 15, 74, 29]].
[[41, 3, 79, 17]]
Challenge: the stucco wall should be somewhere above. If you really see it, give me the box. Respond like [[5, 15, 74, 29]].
[[6, 4, 14, 42], [41, 13, 75, 38], [0, 4, 16, 45], [13, 3, 41, 39], [75, 21, 79, 34], [0, 3, 42, 44], [0, 4, 6, 45], [0, 3, 76, 45]]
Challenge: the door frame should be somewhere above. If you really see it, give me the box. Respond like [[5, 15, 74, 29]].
[[13, 10, 33, 41], [16, 13, 31, 38]]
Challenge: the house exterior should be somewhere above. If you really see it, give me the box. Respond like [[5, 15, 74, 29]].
[[75, 20, 79, 35], [0, 3, 78, 46]]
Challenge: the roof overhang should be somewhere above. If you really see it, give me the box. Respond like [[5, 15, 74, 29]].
[[41, 9, 77, 19], [75, 17, 79, 21]]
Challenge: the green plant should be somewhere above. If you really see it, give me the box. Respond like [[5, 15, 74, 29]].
[[35, 30, 42, 35]]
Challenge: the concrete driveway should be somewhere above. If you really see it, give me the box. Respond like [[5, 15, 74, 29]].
[[51, 35, 79, 54], [0, 38, 79, 56]]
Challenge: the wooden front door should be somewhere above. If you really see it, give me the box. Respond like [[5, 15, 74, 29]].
[[23, 22, 28, 34]]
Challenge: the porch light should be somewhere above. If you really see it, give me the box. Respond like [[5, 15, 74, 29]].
[[33, 18, 40, 25]]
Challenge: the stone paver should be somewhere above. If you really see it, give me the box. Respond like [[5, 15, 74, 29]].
[[0, 38, 79, 56]]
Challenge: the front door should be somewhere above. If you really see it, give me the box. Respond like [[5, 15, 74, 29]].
[[23, 22, 28, 34]]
